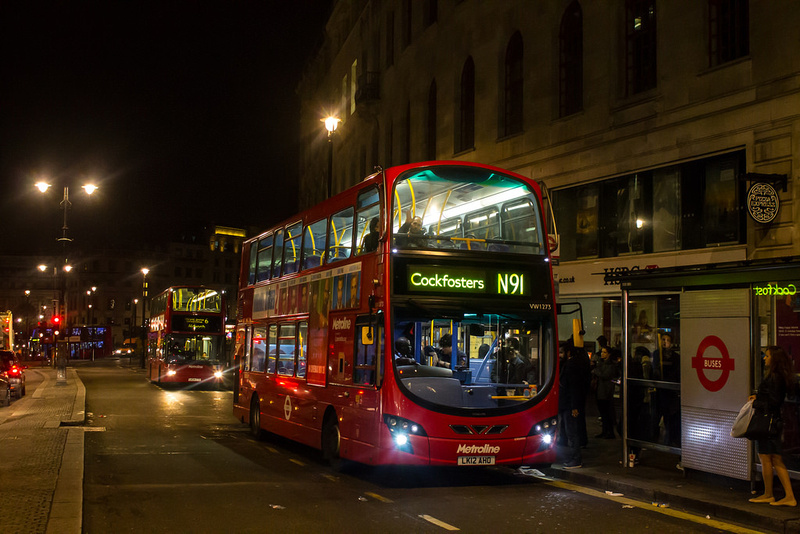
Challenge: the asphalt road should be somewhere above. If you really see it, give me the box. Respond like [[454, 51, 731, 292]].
[[80, 360, 741, 533]]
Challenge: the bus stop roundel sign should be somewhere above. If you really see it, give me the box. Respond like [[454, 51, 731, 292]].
[[691, 335, 735, 392]]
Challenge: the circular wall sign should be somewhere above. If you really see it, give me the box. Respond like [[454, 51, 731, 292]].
[[691, 335, 735, 392], [747, 182, 780, 223]]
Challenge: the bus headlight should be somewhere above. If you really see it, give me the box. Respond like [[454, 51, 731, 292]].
[[167, 370, 177, 376], [213, 371, 223, 379], [383, 415, 427, 454], [528, 416, 558, 451]]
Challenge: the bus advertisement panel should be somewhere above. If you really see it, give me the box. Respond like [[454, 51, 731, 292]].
[[233, 161, 559, 466], [147, 286, 227, 388]]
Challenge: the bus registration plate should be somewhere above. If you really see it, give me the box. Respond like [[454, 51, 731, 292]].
[[188, 378, 201, 382], [458, 456, 495, 466]]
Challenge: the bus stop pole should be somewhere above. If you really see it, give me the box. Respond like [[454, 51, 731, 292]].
[[56, 339, 68, 386]]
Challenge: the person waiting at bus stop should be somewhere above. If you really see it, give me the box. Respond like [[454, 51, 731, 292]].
[[748, 345, 796, 507], [559, 342, 583, 469]]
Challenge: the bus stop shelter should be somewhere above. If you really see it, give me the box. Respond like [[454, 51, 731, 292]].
[[619, 257, 800, 481]]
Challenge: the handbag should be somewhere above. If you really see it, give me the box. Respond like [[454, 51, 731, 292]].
[[730, 399, 754, 438], [744, 402, 781, 440]]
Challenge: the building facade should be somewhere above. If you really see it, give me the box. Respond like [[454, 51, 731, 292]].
[[297, 0, 800, 480]]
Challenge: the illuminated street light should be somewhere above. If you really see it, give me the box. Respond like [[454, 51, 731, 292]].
[[322, 116, 340, 199], [35, 179, 98, 244]]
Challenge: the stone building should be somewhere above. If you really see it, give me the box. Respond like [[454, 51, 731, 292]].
[[296, 0, 800, 480]]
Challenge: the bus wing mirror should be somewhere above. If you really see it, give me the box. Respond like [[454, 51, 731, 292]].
[[469, 324, 484, 336]]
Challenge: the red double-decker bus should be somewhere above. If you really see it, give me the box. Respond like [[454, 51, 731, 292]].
[[233, 161, 559, 466], [147, 286, 227, 388]]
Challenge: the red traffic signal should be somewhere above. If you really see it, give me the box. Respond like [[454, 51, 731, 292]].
[[52, 315, 61, 325]]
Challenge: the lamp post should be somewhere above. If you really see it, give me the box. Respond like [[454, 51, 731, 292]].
[[323, 116, 340, 198], [35, 181, 98, 246], [132, 298, 138, 365], [24, 290, 31, 356], [140, 268, 150, 368], [86, 286, 97, 361]]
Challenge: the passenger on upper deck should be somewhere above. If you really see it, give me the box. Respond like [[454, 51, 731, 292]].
[[396, 209, 429, 249], [361, 217, 380, 253]]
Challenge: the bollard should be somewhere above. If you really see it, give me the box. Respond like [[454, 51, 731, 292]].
[[56, 340, 68, 386]]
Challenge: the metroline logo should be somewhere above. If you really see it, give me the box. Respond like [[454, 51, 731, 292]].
[[332, 317, 352, 330], [456, 444, 500, 454]]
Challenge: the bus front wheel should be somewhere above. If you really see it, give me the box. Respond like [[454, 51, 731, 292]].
[[249, 396, 263, 440], [321, 414, 340, 463]]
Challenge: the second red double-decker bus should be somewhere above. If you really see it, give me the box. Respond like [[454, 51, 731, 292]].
[[147, 286, 227, 388], [233, 161, 559, 466]]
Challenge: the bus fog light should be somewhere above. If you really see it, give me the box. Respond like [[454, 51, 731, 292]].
[[394, 433, 409, 447], [542, 433, 552, 445]]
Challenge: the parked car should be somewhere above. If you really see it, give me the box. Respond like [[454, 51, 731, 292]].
[[0, 371, 9, 406], [0, 351, 26, 399]]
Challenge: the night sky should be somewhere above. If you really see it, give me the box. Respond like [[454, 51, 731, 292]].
[[1, 1, 331, 255]]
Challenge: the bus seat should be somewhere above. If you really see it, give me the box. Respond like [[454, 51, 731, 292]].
[[284, 260, 299, 275], [487, 244, 508, 252]]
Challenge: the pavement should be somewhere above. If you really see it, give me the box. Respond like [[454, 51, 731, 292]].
[[2, 361, 799, 534]]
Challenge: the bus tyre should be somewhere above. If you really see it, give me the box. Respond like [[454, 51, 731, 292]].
[[321, 414, 341, 464], [250, 396, 264, 440]]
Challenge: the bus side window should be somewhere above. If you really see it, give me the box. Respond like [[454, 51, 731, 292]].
[[283, 222, 302, 275], [252, 325, 267, 373], [296, 321, 308, 378], [356, 187, 381, 255], [267, 324, 278, 373], [327, 207, 355, 263], [277, 323, 296, 376], [302, 218, 327, 270]]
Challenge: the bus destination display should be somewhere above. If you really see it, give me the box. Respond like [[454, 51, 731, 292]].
[[406, 265, 529, 296], [171, 315, 223, 333]]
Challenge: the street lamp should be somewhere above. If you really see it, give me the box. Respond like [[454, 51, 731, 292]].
[[24, 290, 31, 354], [322, 116, 340, 198], [140, 268, 150, 368], [86, 286, 97, 361], [35, 180, 98, 245]]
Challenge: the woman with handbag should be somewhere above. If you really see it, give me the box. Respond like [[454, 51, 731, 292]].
[[748, 346, 796, 507]]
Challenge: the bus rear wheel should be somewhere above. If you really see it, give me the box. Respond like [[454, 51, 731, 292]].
[[249, 396, 263, 440], [321, 414, 340, 463]]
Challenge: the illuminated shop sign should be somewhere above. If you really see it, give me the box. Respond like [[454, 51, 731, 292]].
[[753, 283, 797, 296], [407, 265, 529, 296]]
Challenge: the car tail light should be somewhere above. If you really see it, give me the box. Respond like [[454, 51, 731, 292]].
[[9, 366, 20, 377]]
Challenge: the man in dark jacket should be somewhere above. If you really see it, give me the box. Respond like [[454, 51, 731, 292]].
[[559, 343, 583, 469]]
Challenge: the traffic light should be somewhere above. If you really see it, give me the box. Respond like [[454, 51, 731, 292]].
[[52, 315, 61, 326]]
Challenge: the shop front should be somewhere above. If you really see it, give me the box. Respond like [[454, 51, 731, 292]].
[[619, 258, 800, 481]]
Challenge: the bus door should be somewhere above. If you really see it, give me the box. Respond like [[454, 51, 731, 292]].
[[341, 315, 383, 450], [271, 321, 313, 443]]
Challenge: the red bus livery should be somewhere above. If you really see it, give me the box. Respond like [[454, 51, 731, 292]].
[[233, 161, 559, 466], [147, 286, 227, 388]]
